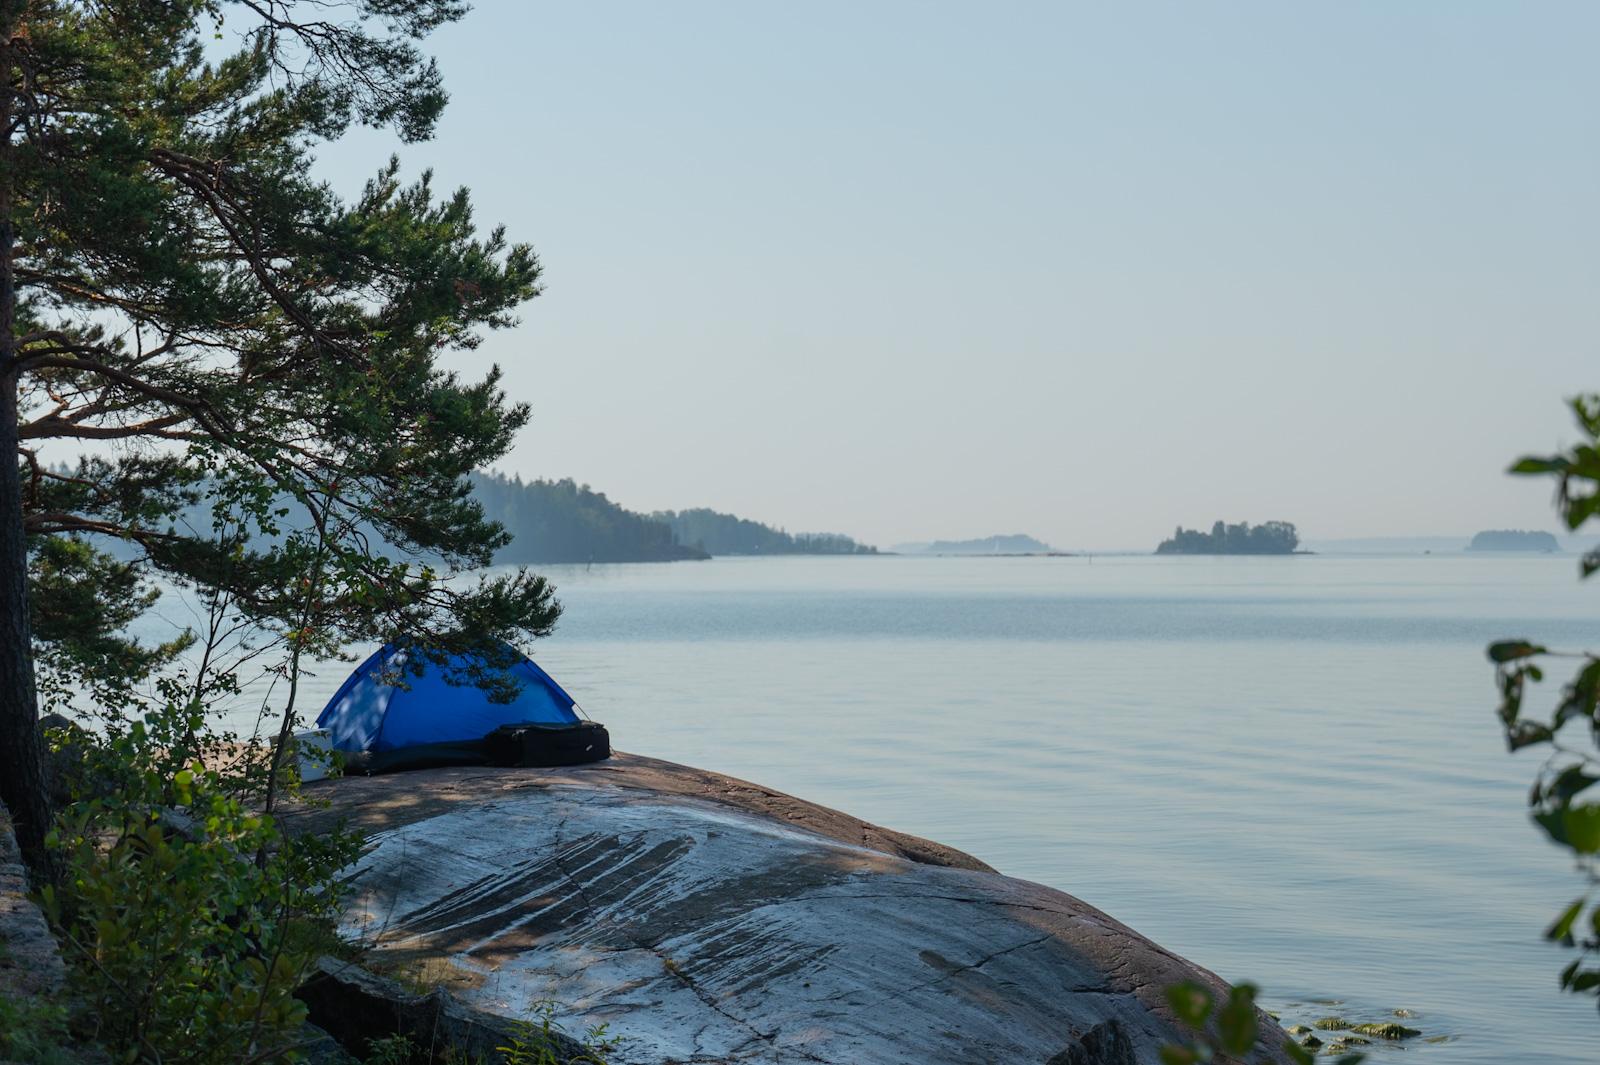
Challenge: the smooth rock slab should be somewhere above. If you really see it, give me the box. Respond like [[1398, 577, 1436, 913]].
[[339, 781, 1269, 1064]]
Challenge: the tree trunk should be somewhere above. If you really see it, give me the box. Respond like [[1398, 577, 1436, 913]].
[[0, 343, 49, 882], [0, 20, 53, 884]]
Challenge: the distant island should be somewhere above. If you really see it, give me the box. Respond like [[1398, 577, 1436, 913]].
[[1467, 529, 1559, 553], [653, 508, 877, 556], [898, 534, 1059, 555], [1156, 520, 1299, 555]]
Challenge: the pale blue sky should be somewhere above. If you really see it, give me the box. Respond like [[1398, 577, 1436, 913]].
[[317, 2, 1599, 550]]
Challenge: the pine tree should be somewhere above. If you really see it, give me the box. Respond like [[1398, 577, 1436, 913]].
[[0, 0, 559, 877]]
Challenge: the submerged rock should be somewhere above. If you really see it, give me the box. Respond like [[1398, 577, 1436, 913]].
[[296, 759, 1284, 1065], [1350, 1021, 1420, 1040]]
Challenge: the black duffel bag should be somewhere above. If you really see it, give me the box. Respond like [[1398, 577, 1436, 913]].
[[484, 720, 611, 768]]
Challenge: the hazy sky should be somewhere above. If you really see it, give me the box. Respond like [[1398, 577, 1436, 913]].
[[315, 2, 1599, 551]]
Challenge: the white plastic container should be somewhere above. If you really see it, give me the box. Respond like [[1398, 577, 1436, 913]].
[[292, 728, 337, 783]]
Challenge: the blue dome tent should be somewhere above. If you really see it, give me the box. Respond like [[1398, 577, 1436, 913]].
[[313, 643, 608, 773]]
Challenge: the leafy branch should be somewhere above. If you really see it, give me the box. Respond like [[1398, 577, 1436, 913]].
[[1486, 394, 1600, 1007]]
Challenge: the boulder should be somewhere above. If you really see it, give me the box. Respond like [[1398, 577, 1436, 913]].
[[0, 799, 64, 1002], [296, 956, 577, 1063], [302, 759, 1283, 1065]]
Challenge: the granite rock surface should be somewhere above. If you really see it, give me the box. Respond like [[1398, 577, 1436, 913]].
[[305, 759, 1279, 1065]]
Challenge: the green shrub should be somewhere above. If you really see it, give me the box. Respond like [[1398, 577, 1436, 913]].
[[499, 1000, 620, 1065], [0, 995, 73, 1064], [363, 1034, 417, 1065], [36, 709, 360, 1065]]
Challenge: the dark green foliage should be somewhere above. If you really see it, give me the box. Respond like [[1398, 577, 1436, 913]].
[[36, 698, 362, 1065], [1155, 520, 1299, 555], [654, 507, 877, 556], [363, 1035, 417, 1065], [0, 994, 72, 1064], [1487, 395, 1600, 1011], [474, 473, 709, 564], [28, 535, 193, 715]]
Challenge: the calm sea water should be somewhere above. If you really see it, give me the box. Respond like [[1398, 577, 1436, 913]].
[[165, 553, 1600, 1061]]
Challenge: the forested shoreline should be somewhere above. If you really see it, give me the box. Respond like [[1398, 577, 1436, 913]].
[[473, 474, 709, 563], [654, 507, 877, 556], [474, 474, 877, 563]]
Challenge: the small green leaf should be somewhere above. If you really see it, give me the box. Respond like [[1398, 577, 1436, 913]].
[[1536, 809, 1570, 846], [1566, 806, 1600, 853], [1510, 458, 1570, 474], [1549, 766, 1600, 804], [1508, 721, 1555, 751], [1488, 640, 1547, 663], [1547, 899, 1584, 941], [1216, 985, 1258, 1055], [1165, 980, 1214, 1029]]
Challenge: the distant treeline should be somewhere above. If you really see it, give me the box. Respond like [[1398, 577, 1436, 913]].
[[653, 508, 878, 556], [908, 534, 1054, 555], [1156, 520, 1299, 555], [472, 474, 876, 563], [99, 471, 867, 566], [473, 474, 708, 564]]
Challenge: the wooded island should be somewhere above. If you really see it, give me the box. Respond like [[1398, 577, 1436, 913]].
[[1467, 529, 1559, 552], [1156, 521, 1300, 555]]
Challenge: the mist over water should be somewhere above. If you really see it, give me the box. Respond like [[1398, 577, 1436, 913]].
[[141, 551, 1597, 1060]]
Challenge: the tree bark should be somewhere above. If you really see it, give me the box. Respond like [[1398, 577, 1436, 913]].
[[0, 20, 53, 884], [0, 337, 50, 882]]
